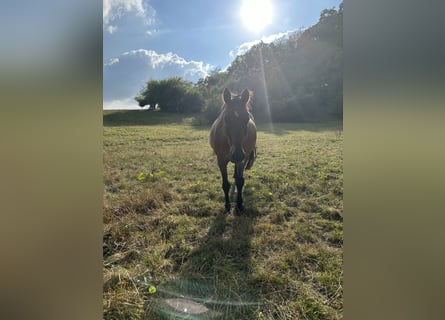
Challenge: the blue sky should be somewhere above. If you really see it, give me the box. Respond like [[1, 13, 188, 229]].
[[103, 0, 342, 109]]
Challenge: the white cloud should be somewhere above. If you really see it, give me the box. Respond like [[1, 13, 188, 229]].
[[106, 25, 119, 34], [229, 29, 303, 58], [103, 49, 214, 109], [103, 0, 155, 34], [104, 58, 119, 66]]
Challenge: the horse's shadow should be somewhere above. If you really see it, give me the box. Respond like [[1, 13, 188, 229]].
[[161, 196, 261, 318]]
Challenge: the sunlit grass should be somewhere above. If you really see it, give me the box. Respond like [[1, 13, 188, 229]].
[[103, 111, 343, 319]]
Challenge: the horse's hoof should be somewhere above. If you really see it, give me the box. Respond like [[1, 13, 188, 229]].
[[235, 205, 244, 215], [224, 205, 231, 214]]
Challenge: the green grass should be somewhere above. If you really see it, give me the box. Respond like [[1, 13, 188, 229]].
[[103, 111, 343, 319]]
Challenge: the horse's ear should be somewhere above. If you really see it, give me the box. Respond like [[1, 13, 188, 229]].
[[241, 88, 249, 104], [223, 88, 231, 104]]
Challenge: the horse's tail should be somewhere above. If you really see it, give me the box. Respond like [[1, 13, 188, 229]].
[[245, 148, 256, 170]]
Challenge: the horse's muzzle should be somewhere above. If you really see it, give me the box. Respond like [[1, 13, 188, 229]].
[[230, 149, 245, 163]]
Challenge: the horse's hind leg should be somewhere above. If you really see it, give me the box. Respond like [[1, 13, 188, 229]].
[[234, 162, 245, 213], [218, 157, 231, 214]]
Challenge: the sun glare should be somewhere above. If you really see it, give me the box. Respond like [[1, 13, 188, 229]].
[[240, 0, 273, 33]]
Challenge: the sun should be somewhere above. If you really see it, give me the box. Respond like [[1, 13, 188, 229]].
[[240, 0, 273, 33]]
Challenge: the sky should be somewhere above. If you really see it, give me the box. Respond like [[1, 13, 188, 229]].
[[103, 0, 342, 109]]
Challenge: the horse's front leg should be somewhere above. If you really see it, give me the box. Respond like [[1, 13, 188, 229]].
[[234, 162, 245, 213], [218, 157, 231, 214]]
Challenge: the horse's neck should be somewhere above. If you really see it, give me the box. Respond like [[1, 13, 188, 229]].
[[214, 110, 226, 130]]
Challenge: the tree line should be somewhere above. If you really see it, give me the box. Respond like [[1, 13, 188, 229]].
[[135, 3, 343, 123]]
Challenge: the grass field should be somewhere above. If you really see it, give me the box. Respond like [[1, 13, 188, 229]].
[[103, 110, 343, 319]]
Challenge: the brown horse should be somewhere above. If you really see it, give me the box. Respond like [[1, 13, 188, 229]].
[[210, 88, 257, 214]]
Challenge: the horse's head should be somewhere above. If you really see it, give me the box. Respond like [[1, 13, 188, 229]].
[[222, 88, 251, 163]]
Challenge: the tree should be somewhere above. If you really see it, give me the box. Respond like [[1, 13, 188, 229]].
[[135, 77, 204, 113], [200, 2, 343, 122]]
